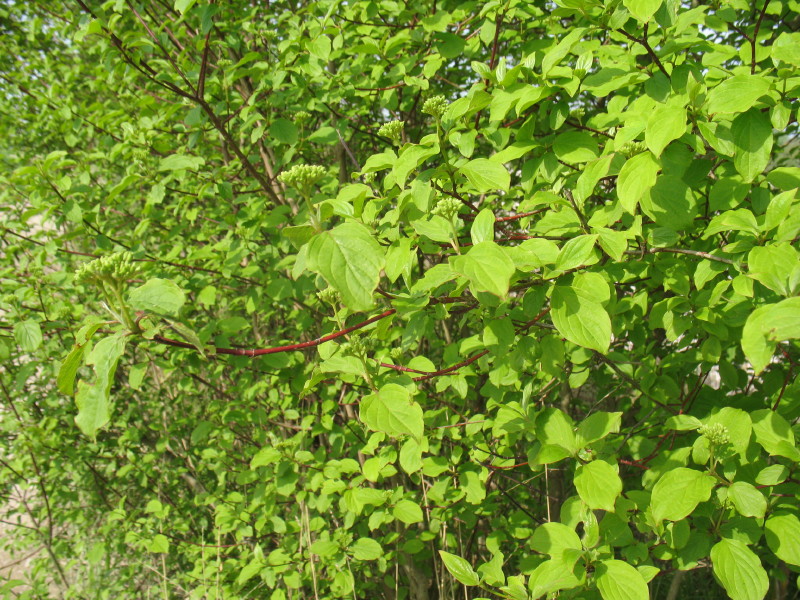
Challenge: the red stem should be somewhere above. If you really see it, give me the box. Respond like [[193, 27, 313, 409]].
[[412, 350, 489, 382], [153, 309, 396, 356]]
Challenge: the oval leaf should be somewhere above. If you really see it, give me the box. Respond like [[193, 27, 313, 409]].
[[596, 559, 649, 600], [438, 551, 480, 586], [575, 460, 622, 511], [710, 538, 768, 600], [459, 158, 510, 193], [306, 222, 385, 312], [359, 383, 424, 442], [550, 285, 612, 353], [650, 467, 715, 524], [129, 278, 186, 316]]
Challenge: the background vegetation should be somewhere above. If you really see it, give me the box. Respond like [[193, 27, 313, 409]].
[[1, 0, 799, 598]]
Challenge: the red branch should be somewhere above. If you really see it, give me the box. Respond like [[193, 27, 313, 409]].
[[412, 350, 489, 381], [153, 309, 396, 356]]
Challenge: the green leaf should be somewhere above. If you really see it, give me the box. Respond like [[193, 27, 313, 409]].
[[535, 408, 577, 455], [269, 118, 298, 145], [741, 298, 800, 374], [596, 228, 628, 261], [750, 409, 800, 461], [706, 75, 771, 115], [439, 551, 480, 586], [308, 126, 339, 144], [553, 131, 599, 163], [360, 384, 424, 442], [250, 446, 281, 469], [541, 27, 587, 76], [310, 539, 340, 558], [174, 0, 197, 15], [727, 482, 766, 519], [772, 32, 800, 66], [531, 522, 581, 558], [470, 208, 495, 245], [650, 467, 715, 524], [575, 154, 614, 203], [75, 334, 129, 438], [217, 316, 249, 334], [237, 557, 264, 584], [731, 109, 773, 182], [459, 159, 510, 193], [554, 234, 598, 272], [617, 152, 660, 213], [157, 154, 204, 171], [710, 539, 768, 600], [763, 189, 796, 232], [665, 415, 703, 431], [755, 464, 788, 486], [351, 538, 382, 561], [528, 559, 581, 598], [576, 411, 622, 446], [596, 559, 649, 600], [550, 285, 612, 353], [307, 35, 332, 61], [622, 0, 662, 22], [58, 344, 86, 395], [747, 243, 799, 296], [146, 534, 170, 554], [129, 278, 186, 316], [414, 215, 456, 243], [703, 208, 760, 238], [306, 223, 385, 312], [764, 513, 800, 566], [645, 105, 686, 157], [574, 461, 622, 511], [451, 241, 515, 298], [393, 499, 424, 524], [14, 320, 42, 352]]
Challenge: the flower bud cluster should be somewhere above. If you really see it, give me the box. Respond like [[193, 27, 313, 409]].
[[317, 287, 340, 305], [342, 334, 377, 357], [422, 95, 448, 118], [619, 141, 647, 157], [295, 111, 311, 122], [377, 120, 404, 143], [76, 251, 141, 284], [278, 164, 326, 190], [570, 107, 585, 119], [431, 197, 461, 220], [699, 423, 730, 446]]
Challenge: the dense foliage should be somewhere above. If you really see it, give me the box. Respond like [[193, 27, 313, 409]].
[[2, 0, 800, 598]]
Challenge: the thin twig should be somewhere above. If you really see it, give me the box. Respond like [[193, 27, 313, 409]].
[[752, 0, 772, 74]]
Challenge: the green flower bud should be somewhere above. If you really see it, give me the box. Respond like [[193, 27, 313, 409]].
[[699, 423, 730, 446], [277, 164, 326, 191], [570, 107, 585, 119], [377, 120, 404, 144], [431, 197, 461, 221], [295, 111, 311, 122], [422, 95, 448, 118], [317, 287, 340, 305], [347, 337, 367, 356], [620, 141, 647, 158], [76, 251, 141, 284]]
